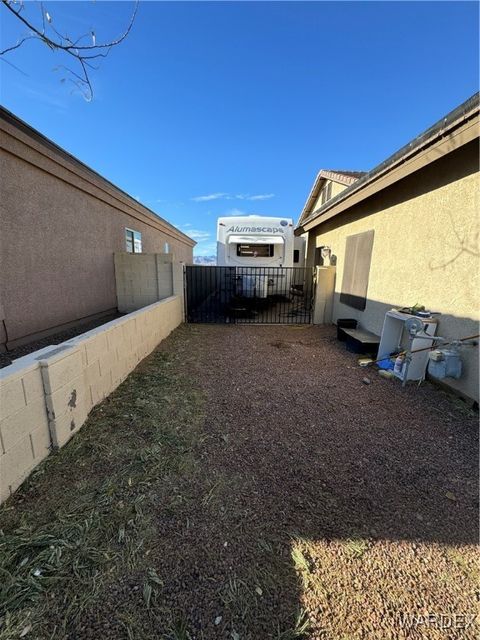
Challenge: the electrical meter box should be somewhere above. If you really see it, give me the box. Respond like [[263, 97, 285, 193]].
[[428, 349, 462, 380]]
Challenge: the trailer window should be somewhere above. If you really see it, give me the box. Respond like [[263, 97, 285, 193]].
[[236, 244, 274, 257]]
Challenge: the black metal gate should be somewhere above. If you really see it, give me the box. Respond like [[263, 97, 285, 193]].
[[185, 266, 315, 324]]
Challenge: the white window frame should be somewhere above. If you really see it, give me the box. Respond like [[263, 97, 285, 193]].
[[321, 182, 332, 205], [236, 244, 274, 258], [125, 228, 142, 253]]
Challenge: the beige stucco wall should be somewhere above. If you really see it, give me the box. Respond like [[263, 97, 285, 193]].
[[0, 112, 194, 349], [308, 139, 480, 402], [0, 295, 183, 503], [312, 179, 349, 212], [331, 180, 349, 199]]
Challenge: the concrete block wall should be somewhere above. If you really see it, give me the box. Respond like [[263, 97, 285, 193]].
[[114, 252, 175, 313], [0, 347, 53, 502], [0, 295, 183, 503], [39, 344, 91, 449], [156, 254, 175, 300]]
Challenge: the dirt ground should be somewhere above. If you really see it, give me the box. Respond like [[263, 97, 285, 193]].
[[1, 324, 478, 640]]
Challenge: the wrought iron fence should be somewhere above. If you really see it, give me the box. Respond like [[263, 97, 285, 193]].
[[185, 266, 314, 324]]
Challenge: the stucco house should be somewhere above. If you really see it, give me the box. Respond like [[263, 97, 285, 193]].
[[297, 170, 366, 266], [296, 93, 479, 403], [0, 107, 195, 352]]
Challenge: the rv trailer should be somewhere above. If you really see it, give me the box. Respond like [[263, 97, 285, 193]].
[[216, 215, 305, 297]]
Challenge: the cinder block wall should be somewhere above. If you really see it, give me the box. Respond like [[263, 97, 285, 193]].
[[0, 295, 183, 503], [114, 252, 176, 313], [0, 349, 52, 502]]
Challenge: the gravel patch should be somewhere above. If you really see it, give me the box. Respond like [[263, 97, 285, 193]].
[[1, 324, 477, 639], [0, 313, 122, 369]]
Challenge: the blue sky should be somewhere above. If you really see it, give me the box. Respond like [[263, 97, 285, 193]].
[[1, 1, 478, 256]]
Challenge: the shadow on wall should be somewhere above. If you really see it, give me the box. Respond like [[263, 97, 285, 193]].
[[428, 210, 480, 272], [329, 293, 479, 404]]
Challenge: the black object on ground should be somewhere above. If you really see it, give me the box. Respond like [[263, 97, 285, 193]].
[[336, 318, 358, 341], [342, 327, 380, 355]]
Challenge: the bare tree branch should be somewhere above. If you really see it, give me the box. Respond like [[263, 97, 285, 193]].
[[0, 34, 36, 56], [0, 0, 138, 100]]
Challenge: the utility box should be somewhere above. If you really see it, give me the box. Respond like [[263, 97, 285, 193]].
[[377, 309, 437, 382], [428, 349, 462, 380]]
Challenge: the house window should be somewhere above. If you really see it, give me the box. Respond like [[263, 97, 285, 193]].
[[293, 249, 300, 263], [164, 242, 170, 253], [339, 230, 374, 310], [236, 244, 274, 257], [321, 182, 332, 205], [125, 228, 142, 253]]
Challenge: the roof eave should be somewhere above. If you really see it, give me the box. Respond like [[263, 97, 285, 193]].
[[297, 169, 364, 225], [297, 92, 480, 233], [0, 106, 196, 247]]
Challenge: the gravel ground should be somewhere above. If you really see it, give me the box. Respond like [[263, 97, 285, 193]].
[[0, 313, 121, 369], [1, 324, 478, 639]]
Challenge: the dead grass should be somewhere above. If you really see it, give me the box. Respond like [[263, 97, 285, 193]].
[[0, 339, 205, 639]]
